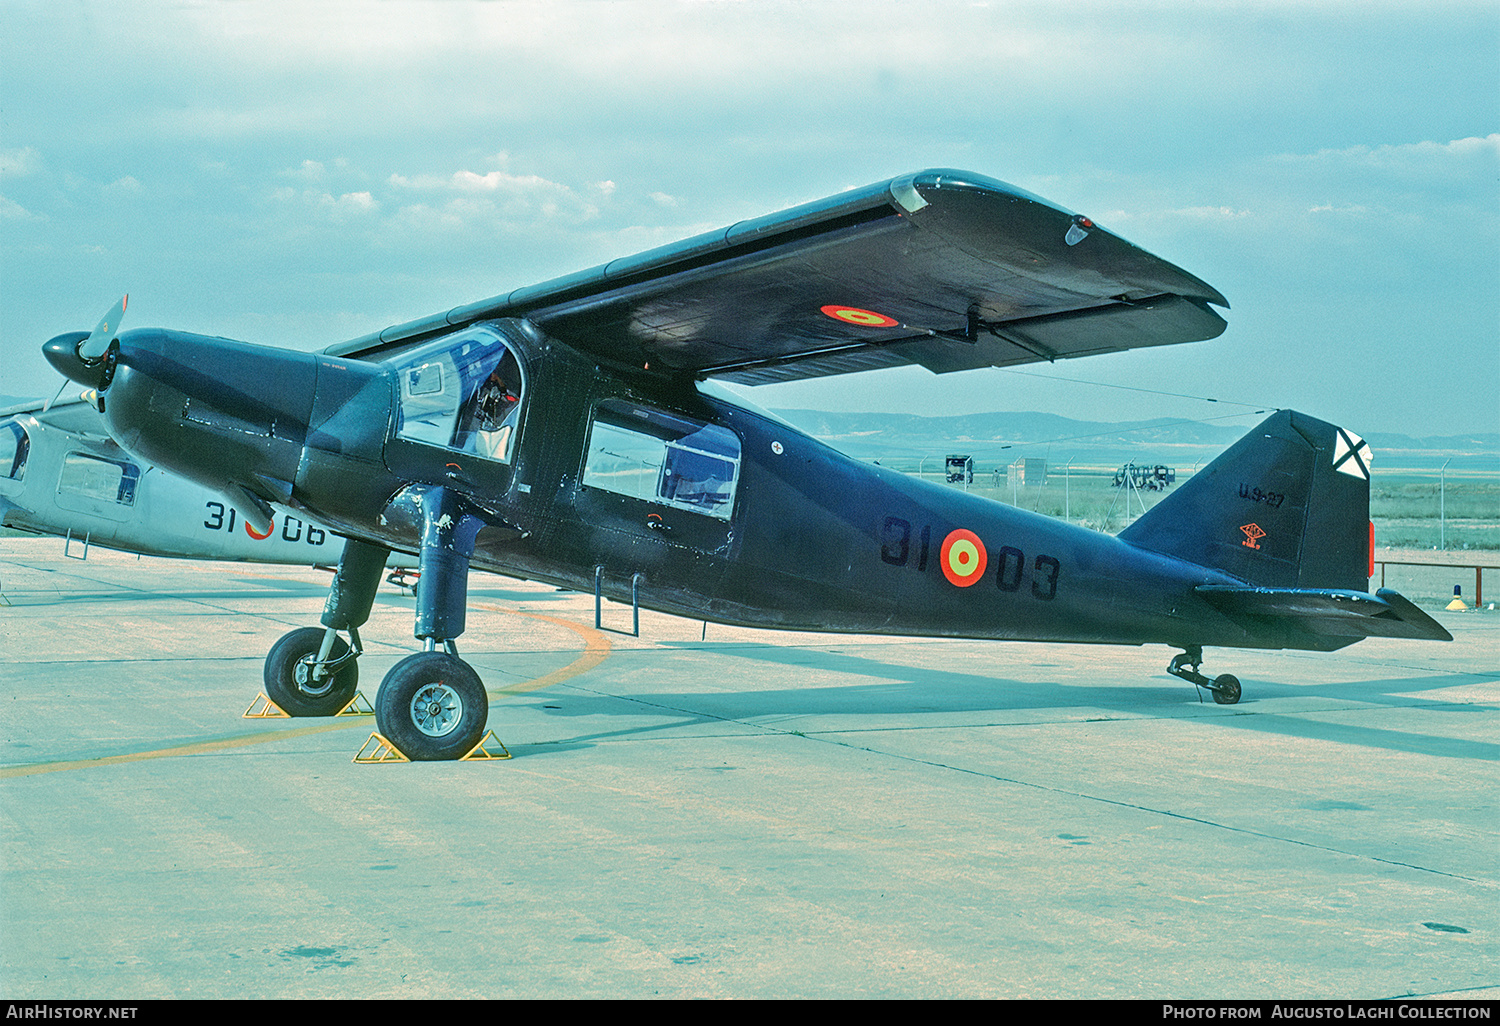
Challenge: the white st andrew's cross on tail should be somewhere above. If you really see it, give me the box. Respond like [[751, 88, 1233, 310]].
[[1332, 427, 1372, 480]]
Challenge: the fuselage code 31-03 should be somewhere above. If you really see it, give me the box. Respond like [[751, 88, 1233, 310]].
[[881, 518, 1062, 599]]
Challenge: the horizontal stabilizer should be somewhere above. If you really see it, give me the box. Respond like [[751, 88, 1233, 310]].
[[1196, 586, 1452, 642]]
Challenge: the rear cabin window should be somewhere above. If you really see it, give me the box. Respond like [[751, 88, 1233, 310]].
[[57, 452, 140, 506], [582, 400, 740, 520]]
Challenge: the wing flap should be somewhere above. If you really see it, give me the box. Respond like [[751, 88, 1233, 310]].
[[1196, 586, 1453, 642]]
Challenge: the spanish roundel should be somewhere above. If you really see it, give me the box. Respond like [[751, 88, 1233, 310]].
[[940, 529, 987, 587], [820, 305, 899, 328], [245, 518, 274, 540]]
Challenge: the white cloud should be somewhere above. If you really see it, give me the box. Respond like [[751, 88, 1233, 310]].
[[388, 165, 602, 225], [288, 160, 326, 180], [275, 186, 379, 217], [1102, 205, 1252, 228], [1273, 134, 1500, 179], [0, 194, 41, 220], [332, 191, 376, 213], [0, 147, 41, 178], [1168, 206, 1251, 220]]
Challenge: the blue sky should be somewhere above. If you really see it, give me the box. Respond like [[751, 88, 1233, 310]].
[[2, 0, 1496, 437]]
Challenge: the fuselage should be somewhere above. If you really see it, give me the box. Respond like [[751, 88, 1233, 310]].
[[49, 318, 1294, 654]]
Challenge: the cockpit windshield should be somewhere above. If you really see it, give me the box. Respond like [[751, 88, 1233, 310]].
[[390, 327, 525, 463], [0, 418, 29, 481]]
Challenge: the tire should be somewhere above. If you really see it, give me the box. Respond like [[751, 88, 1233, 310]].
[[263, 627, 359, 717], [1211, 673, 1242, 705], [375, 652, 488, 761]]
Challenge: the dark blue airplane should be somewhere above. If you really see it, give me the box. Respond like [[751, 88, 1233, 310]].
[[43, 170, 1449, 760]]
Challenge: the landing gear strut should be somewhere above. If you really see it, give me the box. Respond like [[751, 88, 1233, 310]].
[[371, 485, 490, 760], [260, 488, 493, 759], [263, 538, 387, 716], [1167, 646, 1242, 705]]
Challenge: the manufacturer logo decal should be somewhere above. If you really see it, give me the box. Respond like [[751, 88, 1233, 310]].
[[821, 305, 899, 328], [1332, 428, 1371, 480], [940, 529, 988, 587], [1240, 523, 1266, 550]]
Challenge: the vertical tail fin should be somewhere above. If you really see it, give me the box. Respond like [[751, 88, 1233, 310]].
[[1118, 410, 1371, 590]]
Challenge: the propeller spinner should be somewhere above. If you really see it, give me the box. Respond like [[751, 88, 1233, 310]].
[[42, 294, 128, 400]]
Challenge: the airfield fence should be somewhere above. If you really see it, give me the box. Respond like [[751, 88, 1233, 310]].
[[1375, 559, 1497, 608]]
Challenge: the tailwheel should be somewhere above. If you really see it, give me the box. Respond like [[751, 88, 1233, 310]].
[[1166, 646, 1245, 705], [375, 652, 488, 761], [264, 626, 359, 717], [1210, 674, 1242, 705]]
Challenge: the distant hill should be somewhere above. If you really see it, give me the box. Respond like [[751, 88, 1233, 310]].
[[769, 408, 1500, 471], [771, 409, 1249, 446], [4, 384, 1492, 471]]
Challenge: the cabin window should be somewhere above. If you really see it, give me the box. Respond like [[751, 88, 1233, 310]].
[[392, 327, 525, 463], [57, 452, 140, 506], [582, 400, 739, 519], [0, 420, 28, 481]]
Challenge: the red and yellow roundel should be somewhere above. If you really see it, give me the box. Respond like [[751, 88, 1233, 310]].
[[940, 529, 987, 587], [245, 518, 274, 541], [821, 304, 898, 328]]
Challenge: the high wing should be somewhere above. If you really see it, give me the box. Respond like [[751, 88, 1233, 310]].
[[0, 394, 100, 431], [323, 169, 1228, 383]]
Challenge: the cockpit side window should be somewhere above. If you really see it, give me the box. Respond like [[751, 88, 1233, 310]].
[[392, 328, 525, 463], [0, 420, 29, 481]]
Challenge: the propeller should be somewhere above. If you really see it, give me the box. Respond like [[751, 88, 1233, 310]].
[[79, 294, 128, 360], [42, 295, 129, 408], [41, 379, 71, 415]]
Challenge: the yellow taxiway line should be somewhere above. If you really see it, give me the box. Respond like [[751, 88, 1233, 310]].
[[1, 604, 612, 779]]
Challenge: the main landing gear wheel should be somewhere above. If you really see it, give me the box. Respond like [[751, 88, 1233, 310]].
[[1211, 674, 1242, 706], [264, 627, 359, 717], [375, 652, 489, 761]]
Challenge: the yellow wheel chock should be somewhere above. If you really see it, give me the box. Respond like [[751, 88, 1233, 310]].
[[336, 692, 374, 716], [354, 733, 409, 763], [352, 730, 511, 763], [243, 693, 289, 718], [245, 691, 372, 718], [461, 731, 511, 761]]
